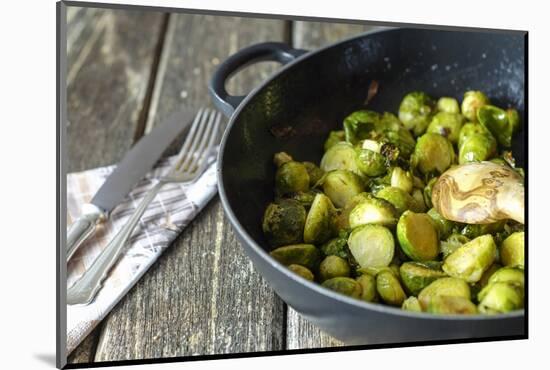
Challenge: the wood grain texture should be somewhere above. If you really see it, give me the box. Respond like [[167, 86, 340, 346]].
[[286, 308, 344, 349], [67, 326, 101, 364], [94, 14, 289, 361], [66, 7, 165, 172]]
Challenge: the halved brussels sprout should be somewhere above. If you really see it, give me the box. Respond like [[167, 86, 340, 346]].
[[358, 264, 400, 278], [343, 110, 380, 145], [477, 282, 524, 314], [461, 90, 490, 122], [348, 224, 395, 268], [270, 244, 321, 271], [319, 255, 351, 282], [460, 221, 505, 239], [437, 97, 460, 114], [427, 295, 477, 315], [375, 186, 416, 216], [303, 161, 325, 187], [440, 233, 470, 260], [281, 190, 319, 210], [398, 91, 436, 136], [478, 105, 520, 148], [500, 231, 524, 268], [427, 208, 456, 240], [477, 263, 502, 289], [402, 296, 423, 312], [390, 167, 413, 193], [322, 277, 363, 298], [320, 142, 362, 175], [303, 193, 337, 244], [411, 188, 427, 213], [334, 192, 372, 230], [397, 210, 440, 261], [324, 130, 346, 151], [399, 262, 448, 296], [288, 264, 315, 281], [356, 148, 387, 177], [275, 161, 310, 196], [322, 170, 365, 208], [376, 270, 407, 306], [423, 177, 437, 209], [488, 267, 524, 288], [262, 200, 306, 247], [418, 277, 471, 310], [442, 234, 497, 283], [458, 124, 497, 164], [348, 195, 398, 229], [412, 133, 456, 175], [356, 273, 378, 302], [320, 236, 349, 259], [427, 112, 464, 144]]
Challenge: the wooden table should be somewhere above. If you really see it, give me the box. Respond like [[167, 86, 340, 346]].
[[66, 6, 377, 363]]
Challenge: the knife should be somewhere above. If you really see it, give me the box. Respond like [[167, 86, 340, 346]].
[[66, 109, 194, 261]]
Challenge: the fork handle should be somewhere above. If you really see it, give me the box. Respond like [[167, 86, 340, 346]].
[[67, 180, 165, 305], [67, 204, 105, 261]]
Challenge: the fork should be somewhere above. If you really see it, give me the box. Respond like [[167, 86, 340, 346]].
[[67, 108, 222, 305]]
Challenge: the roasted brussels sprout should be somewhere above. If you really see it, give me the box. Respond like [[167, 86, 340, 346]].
[[348, 195, 398, 228], [426, 295, 477, 315], [303, 193, 337, 244], [262, 200, 306, 247], [458, 123, 497, 164], [423, 177, 438, 209], [402, 296, 423, 312], [356, 148, 387, 177], [275, 161, 310, 196], [397, 210, 440, 261], [412, 133, 456, 175], [322, 170, 365, 208], [442, 234, 497, 283], [427, 208, 456, 240], [334, 192, 372, 230], [273, 151, 293, 167], [461, 90, 490, 122], [356, 273, 378, 302], [376, 270, 407, 306], [324, 130, 346, 151], [427, 112, 464, 144], [399, 261, 447, 296], [500, 231, 524, 268], [460, 221, 505, 239], [477, 282, 524, 314], [398, 92, 436, 136], [322, 277, 363, 298], [281, 190, 318, 210], [270, 244, 321, 271], [320, 142, 362, 175], [477, 263, 502, 290], [478, 105, 520, 148], [418, 277, 471, 310], [440, 233, 470, 260], [320, 236, 349, 259], [390, 167, 413, 193], [288, 264, 315, 281], [348, 224, 395, 268], [437, 97, 460, 114], [376, 187, 416, 216], [358, 264, 400, 278], [319, 255, 351, 282], [303, 162, 325, 187], [410, 188, 428, 213], [343, 110, 380, 145]]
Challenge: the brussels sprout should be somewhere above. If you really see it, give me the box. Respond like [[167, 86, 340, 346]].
[[334, 192, 372, 230], [437, 97, 460, 114], [320, 236, 349, 259], [441, 233, 470, 260], [319, 255, 351, 282], [262, 200, 306, 247], [375, 187, 415, 216], [348, 195, 398, 228], [356, 148, 387, 177], [320, 142, 362, 175], [411, 188, 427, 213], [399, 262, 448, 296], [461, 90, 490, 122], [460, 221, 505, 239], [500, 231, 524, 268], [398, 92, 436, 136], [322, 170, 365, 208], [427, 208, 456, 240], [348, 224, 395, 268], [427, 296, 477, 315], [288, 264, 315, 281], [488, 267, 524, 288], [376, 270, 407, 306], [377, 113, 417, 159], [358, 264, 400, 278], [303, 162, 325, 187], [402, 296, 423, 312], [477, 282, 524, 314], [275, 161, 310, 196], [423, 177, 437, 208], [458, 126, 497, 164], [478, 105, 520, 148], [356, 274, 378, 302], [477, 263, 502, 289], [270, 244, 321, 271], [324, 130, 346, 151], [322, 277, 363, 298], [457, 122, 491, 148], [397, 211, 440, 261], [390, 167, 413, 193], [418, 277, 471, 309], [427, 112, 464, 144], [412, 133, 456, 175], [442, 234, 497, 283], [304, 193, 337, 244], [343, 110, 380, 144], [273, 151, 293, 167], [281, 190, 319, 210]]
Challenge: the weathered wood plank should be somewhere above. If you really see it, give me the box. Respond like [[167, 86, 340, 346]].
[[66, 7, 166, 173], [65, 6, 166, 363], [94, 14, 289, 361], [285, 20, 381, 350]]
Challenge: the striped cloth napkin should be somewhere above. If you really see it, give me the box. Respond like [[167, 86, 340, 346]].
[[66, 154, 218, 354]]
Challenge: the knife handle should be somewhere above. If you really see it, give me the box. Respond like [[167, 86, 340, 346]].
[[67, 204, 106, 261]]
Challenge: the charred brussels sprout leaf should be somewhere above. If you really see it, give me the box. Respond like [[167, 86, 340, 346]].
[[275, 161, 310, 196], [397, 211, 440, 261], [322, 277, 363, 298], [398, 91, 436, 136], [412, 133, 455, 175], [442, 234, 497, 283], [348, 225, 395, 268], [461, 90, 490, 122], [270, 244, 321, 271], [322, 170, 365, 208], [288, 264, 315, 281], [303, 193, 337, 244], [262, 200, 306, 247]]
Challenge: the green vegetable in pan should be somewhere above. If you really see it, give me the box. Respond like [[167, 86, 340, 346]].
[[398, 91, 436, 136], [412, 133, 456, 175], [262, 200, 306, 247], [461, 90, 490, 122], [322, 170, 365, 208]]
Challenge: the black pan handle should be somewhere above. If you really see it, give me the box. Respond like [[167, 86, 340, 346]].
[[209, 42, 307, 117]]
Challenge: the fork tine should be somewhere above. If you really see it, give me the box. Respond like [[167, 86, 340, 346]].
[[172, 107, 205, 170], [190, 111, 221, 176], [178, 108, 212, 172], [178, 108, 215, 172]]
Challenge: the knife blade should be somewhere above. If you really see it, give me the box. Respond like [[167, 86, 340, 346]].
[[66, 109, 194, 261]]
